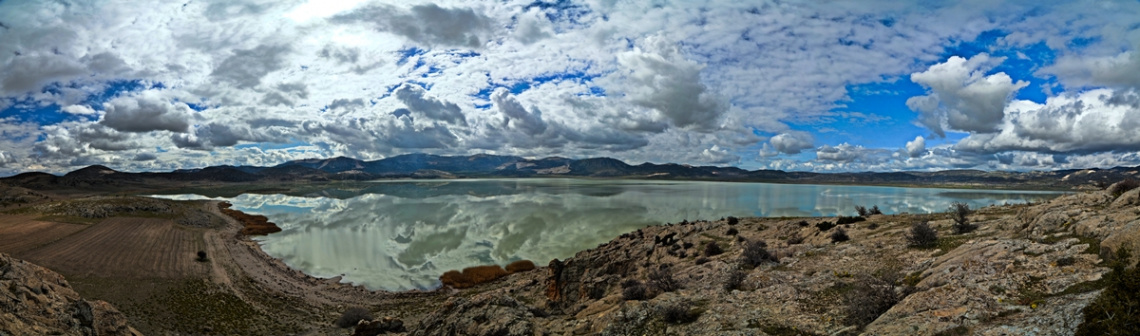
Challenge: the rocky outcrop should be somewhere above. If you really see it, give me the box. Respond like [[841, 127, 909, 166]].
[[0, 253, 138, 336], [410, 187, 1140, 336]]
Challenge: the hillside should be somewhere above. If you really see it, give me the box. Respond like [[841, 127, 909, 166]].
[[3, 153, 1138, 193]]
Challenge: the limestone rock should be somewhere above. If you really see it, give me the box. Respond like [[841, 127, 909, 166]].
[[0, 253, 137, 336]]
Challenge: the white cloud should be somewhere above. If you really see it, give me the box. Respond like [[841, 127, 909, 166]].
[[61, 104, 97, 115], [99, 91, 193, 133], [613, 35, 727, 131], [907, 54, 1029, 137], [768, 132, 815, 155], [905, 135, 926, 158]]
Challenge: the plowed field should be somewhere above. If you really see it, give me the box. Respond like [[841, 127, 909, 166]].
[[16, 217, 209, 278], [0, 215, 88, 254]]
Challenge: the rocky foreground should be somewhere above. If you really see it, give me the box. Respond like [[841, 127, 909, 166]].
[[0, 253, 139, 336], [377, 183, 1140, 336], [2, 183, 1139, 335]]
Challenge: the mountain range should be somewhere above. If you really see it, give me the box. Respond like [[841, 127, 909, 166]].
[[2, 153, 1137, 191]]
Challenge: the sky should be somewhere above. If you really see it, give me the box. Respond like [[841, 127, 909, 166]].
[[1, 0, 1140, 175]]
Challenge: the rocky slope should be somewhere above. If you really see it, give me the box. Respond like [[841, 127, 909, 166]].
[[0, 253, 138, 336], [370, 183, 1140, 336]]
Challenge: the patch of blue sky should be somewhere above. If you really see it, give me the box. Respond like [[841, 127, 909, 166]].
[[233, 139, 310, 151], [396, 46, 427, 66], [472, 69, 604, 104], [524, 0, 592, 29]]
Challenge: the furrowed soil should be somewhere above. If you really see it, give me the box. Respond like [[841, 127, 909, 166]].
[[0, 215, 87, 253]]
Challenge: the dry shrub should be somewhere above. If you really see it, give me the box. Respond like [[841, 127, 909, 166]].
[[439, 265, 509, 289], [906, 221, 939, 248], [1109, 179, 1140, 198], [648, 267, 682, 292], [506, 260, 536, 273], [335, 306, 372, 328], [704, 241, 724, 257]]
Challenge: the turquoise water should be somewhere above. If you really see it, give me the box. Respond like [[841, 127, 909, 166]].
[[154, 179, 1063, 291]]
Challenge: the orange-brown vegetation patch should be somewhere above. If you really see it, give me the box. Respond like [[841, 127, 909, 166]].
[[17, 217, 209, 278], [218, 202, 281, 235], [506, 260, 536, 273], [0, 215, 88, 254], [439, 265, 509, 289]]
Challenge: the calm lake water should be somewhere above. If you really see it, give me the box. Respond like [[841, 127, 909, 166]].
[[154, 179, 1063, 291]]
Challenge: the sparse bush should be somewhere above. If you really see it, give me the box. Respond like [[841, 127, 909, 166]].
[[786, 233, 804, 245], [1056, 256, 1076, 267], [815, 221, 836, 231], [658, 301, 701, 324], [682, 242, 694, 249], [741, 240, 777, 267], [837, 216, 866, 225], [797, 220, 810, 227], [1109, 179, 1140, 198], [724, 268, 746, 291], [727, 216, 739, 225], [830, 227, 850, 243], [842, 275, 905, 329], [506, 260, 536, 273], [949, 202, 976, 234], [648, 267, 682, 292], [695, 257, 710, 265], [621, 279, 649, 300], [195, 250, 208, 262], [870, 205, 883, 215], [726, 228, 739, 236], [1076, 248, 1140, 335], [866, 222, 879, 230], [906, 222, 938, 248], [855, 205, 869, 217], [335, 307, 373, 328], [705, 241, 724, 257]]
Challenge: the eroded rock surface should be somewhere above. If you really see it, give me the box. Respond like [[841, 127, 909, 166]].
[[0, 253, 138, 336]]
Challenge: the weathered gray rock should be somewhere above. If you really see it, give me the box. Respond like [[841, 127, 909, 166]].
[[0, 253, 138, 336]]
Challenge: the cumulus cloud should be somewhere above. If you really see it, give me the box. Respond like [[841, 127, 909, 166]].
[[816, 143, 891, 164], [955, 88, 1140, 154], [905, 135, 926, 158], [61, 104, 96, 115], [492, 88, 547, 136], [100, 92, 192, 133], [907, 54, 1030, 137], [769, 132, 815, 155], [331, 4, 493, 48], [1042, 50, 1140, 90], [614, 35, 726, 131], [394, 84, 467, 125]]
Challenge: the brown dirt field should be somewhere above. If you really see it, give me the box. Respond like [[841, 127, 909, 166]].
[[0, 215, 89, 254], [18, 217, 210, 279]]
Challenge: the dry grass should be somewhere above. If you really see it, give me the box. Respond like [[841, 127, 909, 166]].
[[506, 260, 536, 273]]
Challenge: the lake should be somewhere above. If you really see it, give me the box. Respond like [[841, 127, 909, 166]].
[[154, 179, 1063, 291]]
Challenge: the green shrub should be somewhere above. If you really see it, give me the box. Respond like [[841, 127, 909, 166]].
[[907, 222, 938, 248], [1076, 248, 1140, 335], [704, 241, 724, 257], [726, 216, 739, 225], [836, 216, 866, 225], [855, 205, 869, 217], [741, 240, 778, 267], [726, 227, 739, 236], [870, 205, 883, 215], [797, 220, 810, 227], [949, 202, 976, 234], [815, 221, 836, 231], [830, 227, 850, 243]]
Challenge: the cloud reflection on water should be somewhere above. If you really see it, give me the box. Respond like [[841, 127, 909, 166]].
[[155, 179, 1062, 291]]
